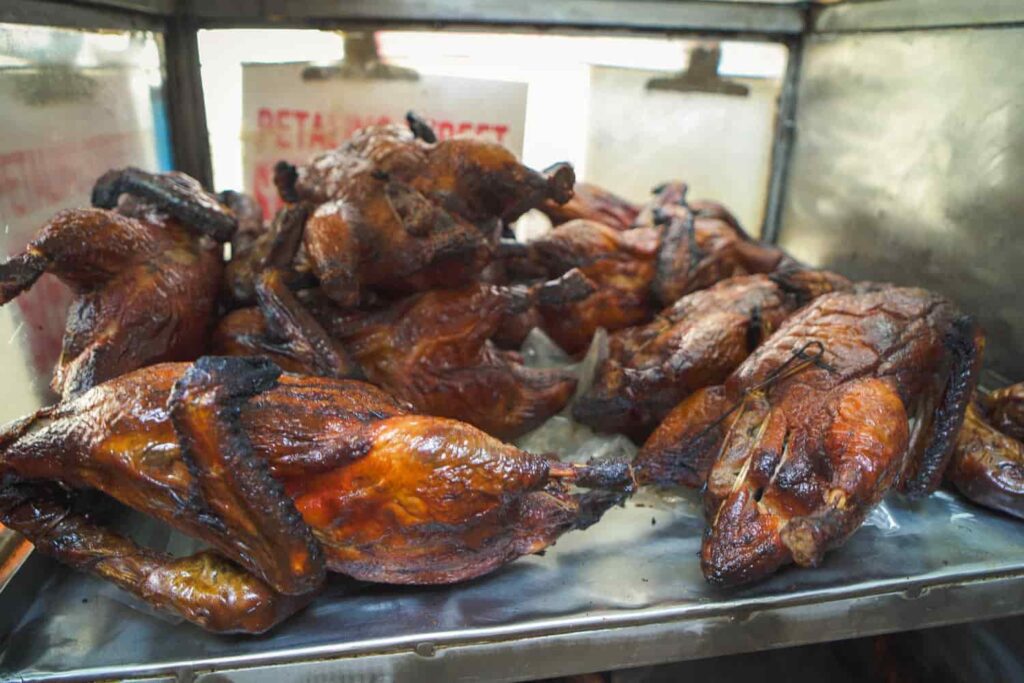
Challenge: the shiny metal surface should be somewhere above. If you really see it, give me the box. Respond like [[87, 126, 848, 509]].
[[6, 489, 1024, 681], [185, 0, 805, 35], [778, 27, 1024, 380], [813, 0, 1024, 33]]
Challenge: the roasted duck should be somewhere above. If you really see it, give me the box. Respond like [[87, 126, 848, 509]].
[[0, 168, 231, 398], [641, 182, 790, 306], [503, 183, 792, 354], [635, 286, 981, 586], [215, 272, 593, 439], [511, 220, 662, 354], [948, 383, 1024, 519], [221, 190, 316, 307], [539, 181, 640, 231], [983, 383, 1024, 442], [0, 356, 635, 633], [574, 269, 850, 439], [273, 116, 574, 307]]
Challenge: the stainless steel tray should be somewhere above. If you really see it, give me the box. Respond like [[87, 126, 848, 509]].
[[4, 486, 1024, 682]]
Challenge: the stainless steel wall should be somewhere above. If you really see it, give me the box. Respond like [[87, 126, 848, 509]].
[[779, 27, 1024, 380]]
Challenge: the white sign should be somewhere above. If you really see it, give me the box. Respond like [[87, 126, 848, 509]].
[[241, 64, 528, 217]]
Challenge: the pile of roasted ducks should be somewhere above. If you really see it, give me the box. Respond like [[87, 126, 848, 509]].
[[1, 114, 1021, 633]]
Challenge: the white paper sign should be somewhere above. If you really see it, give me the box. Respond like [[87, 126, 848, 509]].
[[241, 64, 528, 217], [584, 65, 779, 235]]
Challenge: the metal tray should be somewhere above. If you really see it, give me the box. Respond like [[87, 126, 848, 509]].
[[4, 485, 1024, 682]]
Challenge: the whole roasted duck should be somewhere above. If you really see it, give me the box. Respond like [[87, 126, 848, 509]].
[[503, 183, 791, 354], [0, 169, 232, 397], [635, 285, 981, 586], [272, 115, 574, 307], [948, 383, 1024, 519], [0, 356, 635, 633], [215, 271, 593, 439], [573, 269, 849, 439]]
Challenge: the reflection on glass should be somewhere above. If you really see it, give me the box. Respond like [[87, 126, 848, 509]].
[[0, 24, 167, 419]]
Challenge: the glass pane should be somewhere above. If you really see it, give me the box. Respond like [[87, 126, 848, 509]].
[[199, 29, 786, 230], [0, 24, 168, 419]]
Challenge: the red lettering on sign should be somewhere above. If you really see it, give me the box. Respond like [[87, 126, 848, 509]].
[[293, 110, 310, 150], [257, 107, 274, 129], [275, 110, 292, 149]]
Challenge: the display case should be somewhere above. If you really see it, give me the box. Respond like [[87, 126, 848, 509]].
[[1, 1, 1023, 680]]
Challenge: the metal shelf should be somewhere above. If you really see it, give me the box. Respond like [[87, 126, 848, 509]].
[[5, 489, 1024, 681]]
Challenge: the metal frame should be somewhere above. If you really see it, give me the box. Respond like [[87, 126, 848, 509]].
[[163, 13, 214, 188], [812, 0, 1024, 33], [184, 0, 804, 35], [158, 569, 1024, 682], [758, 35, 801, 243]]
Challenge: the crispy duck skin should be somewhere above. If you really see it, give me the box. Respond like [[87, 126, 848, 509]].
[[574, 269, 850, 439], [214, 272, 594, 439], [948, 385, 1024, 519], [539, 181, 640, 231], [0, 356, 635, 632], [634, 286, 982, 586], [0, 169, 229, 398]]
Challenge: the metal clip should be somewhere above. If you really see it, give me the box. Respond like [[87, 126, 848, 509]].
[[301, 31, 419, 82], [645, 43, 748, 97]]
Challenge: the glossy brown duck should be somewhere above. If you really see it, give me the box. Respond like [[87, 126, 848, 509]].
[[948, 383, 1024, 519], [574, 269, 850, 439], [635, 285, 982, 586], [0, 356, 635, 633], [0, 168, 231, 398], [273, 116, 574, 307], [215, 272, 594, 439]]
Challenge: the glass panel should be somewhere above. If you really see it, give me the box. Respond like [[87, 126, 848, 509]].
[[0, 24, 167, 419], [199, 29, 786, 231]]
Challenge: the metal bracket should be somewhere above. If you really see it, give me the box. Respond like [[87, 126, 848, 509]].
[[645, 43, 749, 96]]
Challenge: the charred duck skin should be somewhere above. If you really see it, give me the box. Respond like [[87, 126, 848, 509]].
[[574, 270, 850, 439], [948, 384, 1024, 519], [634, 286, 981, 586], [0, 357, 634, 632], [0, 169, 230, 398]]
